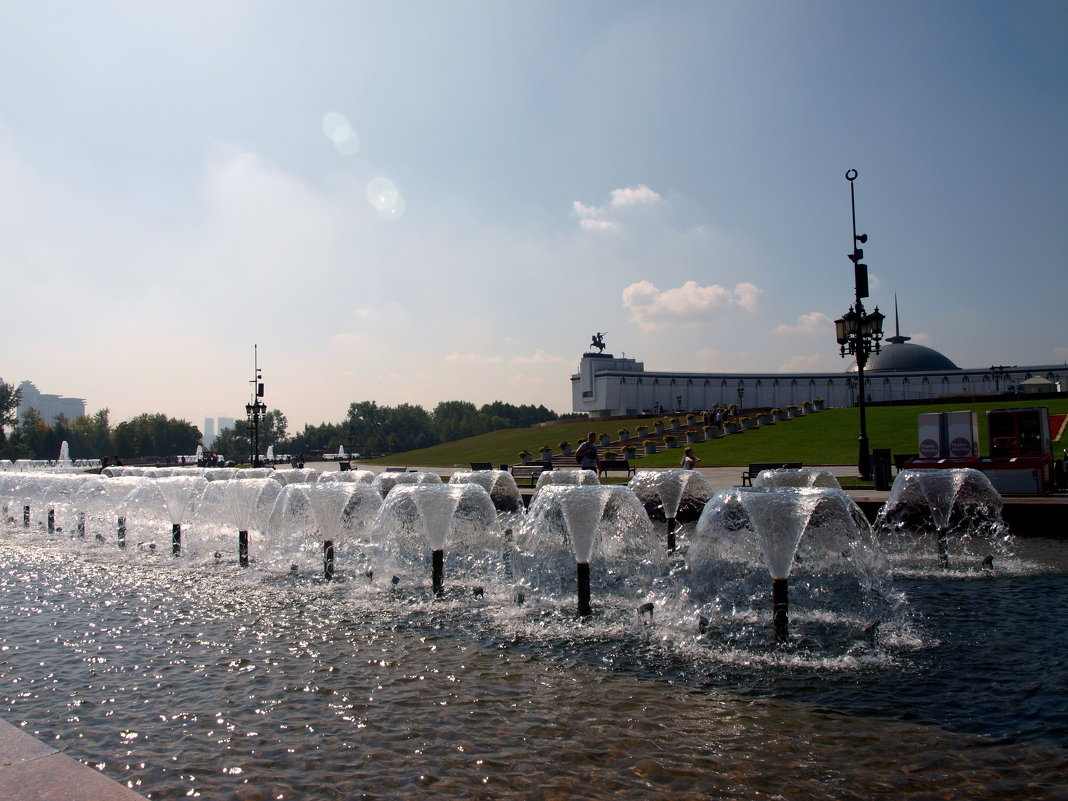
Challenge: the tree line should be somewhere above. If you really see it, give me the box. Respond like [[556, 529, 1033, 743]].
[[0, 381, 564, 462]]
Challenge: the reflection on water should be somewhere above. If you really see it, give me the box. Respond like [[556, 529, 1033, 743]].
[[0, 531, 1066, 800]]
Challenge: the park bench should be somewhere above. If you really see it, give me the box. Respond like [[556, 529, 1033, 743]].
[[741, 461, 803, 486], [338, 461, 351, 471], [385, 466, 408, 472], [599, 459, 636, 478], [511, 461, 552, 487], [470, 462, 493, 471]]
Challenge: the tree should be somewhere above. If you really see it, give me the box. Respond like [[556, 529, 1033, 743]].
[[8, 407, 50, 458], [0, 381, 21, 450]]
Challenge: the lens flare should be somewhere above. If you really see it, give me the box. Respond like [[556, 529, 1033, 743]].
[[321, 112, 360, 156], [366, 177, 405, 220]]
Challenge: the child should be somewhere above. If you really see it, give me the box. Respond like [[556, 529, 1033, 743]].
[[681, 447, 701, 469]]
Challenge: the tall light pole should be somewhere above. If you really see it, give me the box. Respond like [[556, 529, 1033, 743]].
[[245, 345, 266, 468], [835, 170, 885, 480]]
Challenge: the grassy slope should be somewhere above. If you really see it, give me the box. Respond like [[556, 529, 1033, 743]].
[[363, 400, 1068, 470]]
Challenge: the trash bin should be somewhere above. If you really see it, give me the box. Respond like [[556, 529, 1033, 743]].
[[872, 448, 892, 491]]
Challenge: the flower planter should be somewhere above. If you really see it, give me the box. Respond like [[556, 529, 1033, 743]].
[[560, 445, 572, 457], [540, 449, 553, 461], [519, 453, 532, 464], [654, 423, 665, 435], [644, 443, 657, 455], [623, 446, 637, 459], [755, 415, 769, 427], [636, 426, 649, 438], [723, 423, 738, 435], [599, 435, 612, 447], [686, 431, 702, 444], [664, 438, 679, 449], [703, 426, 721, 439], [617, 430, 630, 443]]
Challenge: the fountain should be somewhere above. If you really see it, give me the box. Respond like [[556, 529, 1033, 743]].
[[317, 468, 375, 484], [263, 482, 382, 579], [370, 483, 499, 595], [120, 475, 208, 555], [57, 440, 71, 465], [370, 469, 442, 497], [628, 469, 712, 551], [514, 485, 664, 617], [448, 469, 524, 517], [873, 468, 1015, 570], [687, 487, 891, 644], [188, 477, 282, 566], [531, 469, 599, 498], [753, 467, 842, 489]]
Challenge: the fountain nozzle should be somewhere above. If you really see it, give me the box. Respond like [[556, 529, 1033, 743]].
[[772, 577, 789, 644]]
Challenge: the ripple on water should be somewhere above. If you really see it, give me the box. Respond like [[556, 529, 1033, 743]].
[[0, 530, 1066, 799]]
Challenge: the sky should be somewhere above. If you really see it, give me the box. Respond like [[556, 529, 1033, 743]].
[[1, 0, 1066, 434]]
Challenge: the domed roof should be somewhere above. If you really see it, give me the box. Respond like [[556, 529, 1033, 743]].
[[851, 341, 960, 373]]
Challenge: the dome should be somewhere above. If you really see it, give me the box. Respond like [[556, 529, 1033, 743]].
[[851, 341, 960, 373]]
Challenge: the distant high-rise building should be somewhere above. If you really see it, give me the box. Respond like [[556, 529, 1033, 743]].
[[218, 417, 236, 433], [203, 417, 216, 447], [10, 380, 86, 425]]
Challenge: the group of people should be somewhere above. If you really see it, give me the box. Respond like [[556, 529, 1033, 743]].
[[575, 432, 701, 472]]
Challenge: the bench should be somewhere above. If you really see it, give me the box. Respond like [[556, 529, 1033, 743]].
[[741, 461, 803, 486], [338, 461, 351, 471], [599, 459, 636, 478], [385, 466, 408, 472], [470, 462, 493, 471], [511, 461, 552, 487]]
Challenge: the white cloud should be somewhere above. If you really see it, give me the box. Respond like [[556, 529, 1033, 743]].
[[621, 279, 764, 330], [579, 218, 621, 232], [572, 184, 663, 232], [609, 184, 662, 207], [774, 311, 833, 335]]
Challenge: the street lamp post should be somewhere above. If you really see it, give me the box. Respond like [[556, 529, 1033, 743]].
[[736, 381, 744, 409], [245, 346, 266, 468], [835, 170, 885, 480]]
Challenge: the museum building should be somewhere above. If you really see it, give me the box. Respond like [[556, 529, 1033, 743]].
[[571, 329, 1064, 419]]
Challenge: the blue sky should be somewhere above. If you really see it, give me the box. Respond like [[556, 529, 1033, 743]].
[[1, 1, 1065, 432]]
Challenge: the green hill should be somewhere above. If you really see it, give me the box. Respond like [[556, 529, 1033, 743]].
[[361, 400, 1067, 471]]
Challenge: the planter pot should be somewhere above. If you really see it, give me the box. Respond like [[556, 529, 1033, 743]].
[[560, 445, 572, 457], [686, 431, 702, 444], [617, 431, 630, 443], [739, 420, 751, 430], [623, 447, 637, 459], [637, 427, 649, 438], [520, 454, 532, 464], [755, 416, 769, 427], [654, 424, 665, 435], [644, 443, 657, 455], [540, 449, 553, 461], [813, 400, 825, 411], [685, 415, 696, 426], [600, 435, 612, 447], [724, 423, 738, 435], [664, 439, 679, 449], [771, 412, 784, 423]]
